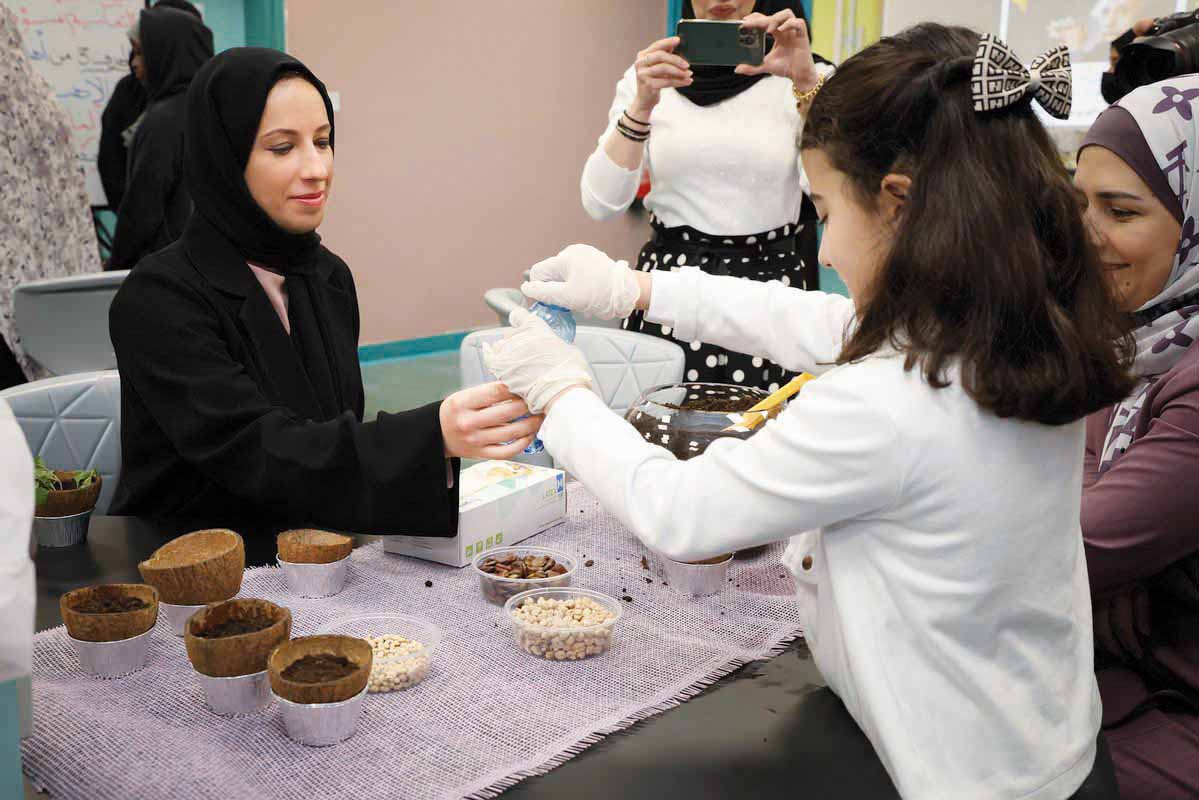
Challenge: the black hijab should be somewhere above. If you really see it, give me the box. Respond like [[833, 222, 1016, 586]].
[[140, 6, 212, 103], [184, 47, 336, 275], [677, 1, 820, 107]]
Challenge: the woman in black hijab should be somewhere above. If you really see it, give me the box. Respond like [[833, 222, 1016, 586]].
[[579, 1, 831, 393], [108, 48, 540, 535], [97, 0, 203, 212], [106, 5, 212, 270]]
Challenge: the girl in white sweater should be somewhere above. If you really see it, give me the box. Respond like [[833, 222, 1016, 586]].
[[488, 18, 1132, 800]]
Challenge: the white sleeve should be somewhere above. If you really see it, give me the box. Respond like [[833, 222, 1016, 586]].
[[580, 66, 644, 221], [646, 267, 856, 375], [539, 370, 904, 562]]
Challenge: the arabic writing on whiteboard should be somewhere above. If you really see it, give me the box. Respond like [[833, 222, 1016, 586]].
[[15, 1, 144, 206]]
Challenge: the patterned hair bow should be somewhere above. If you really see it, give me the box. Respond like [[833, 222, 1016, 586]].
[[971, 33, 1072, 119]]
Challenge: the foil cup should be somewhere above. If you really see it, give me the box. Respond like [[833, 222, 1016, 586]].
[[277, 555, 348, 598], [274, 686, 367, 747], [68, 627, 153, 678], [196, 669, 271, 716], [660, 554, 734, 598], [160, 601, 205, 637], [33, 510, 92, 548]]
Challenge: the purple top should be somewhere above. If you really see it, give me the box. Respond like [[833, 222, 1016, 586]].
[[1083, 338, 1199, 718]]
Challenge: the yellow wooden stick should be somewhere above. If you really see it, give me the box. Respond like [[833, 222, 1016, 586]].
[[724, 373, 815, 432]]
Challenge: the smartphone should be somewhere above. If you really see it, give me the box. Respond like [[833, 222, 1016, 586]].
[[676, 19, 766, 67]]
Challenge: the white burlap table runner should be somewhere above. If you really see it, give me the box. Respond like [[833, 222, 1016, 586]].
[[22, 486, 803, 799]]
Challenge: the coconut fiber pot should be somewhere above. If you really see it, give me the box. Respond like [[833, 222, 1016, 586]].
[[36, 471, 102, 518], [277, 530, 353, 565], [139, 529, 245, 605], [268, 635, 372, 705], [185, 599, 292, 678], [60, 584, 159, 642]]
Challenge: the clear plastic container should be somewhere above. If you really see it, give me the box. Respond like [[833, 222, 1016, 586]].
[[316, 614, 440, 692], [504, 587, 622, 662], [472, 546, 576, 606]]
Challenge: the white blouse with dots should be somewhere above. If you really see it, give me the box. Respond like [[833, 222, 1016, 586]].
[[540, 267, 1102, 800], [581, 64, 833, 236]]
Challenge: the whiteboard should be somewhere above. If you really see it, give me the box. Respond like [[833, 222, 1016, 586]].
[[8, 0, 145, 207]]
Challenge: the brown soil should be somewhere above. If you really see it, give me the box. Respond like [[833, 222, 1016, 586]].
[[660, 395, 754, 413], [70, 588, 148, 614], [281, 654, 356, 683], [195, 615, 276, 638], [687, 554, 732, 565]]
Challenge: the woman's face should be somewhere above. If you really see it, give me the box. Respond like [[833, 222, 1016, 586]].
[[244, 77, 333, 235], [691, 0, 756, 20], [1075, 145, 1180, 311], [130, 40, 145, 83], [804, 148, 896, 303]]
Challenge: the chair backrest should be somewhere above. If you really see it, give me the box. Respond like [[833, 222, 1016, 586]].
[[13, 271, 129, 376], [459, 327, 685, 417], [0, 371, 121, 513], [482, 288, 523, 327]]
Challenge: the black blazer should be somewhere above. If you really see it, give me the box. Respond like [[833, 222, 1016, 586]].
[[108, 220, 459, 535]]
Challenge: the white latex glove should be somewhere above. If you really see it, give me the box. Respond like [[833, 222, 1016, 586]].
[[483, 308, 594, 414], [521, 244, 641, 320]]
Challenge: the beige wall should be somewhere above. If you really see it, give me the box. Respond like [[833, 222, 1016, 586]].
[[286, 0, 661, 344]]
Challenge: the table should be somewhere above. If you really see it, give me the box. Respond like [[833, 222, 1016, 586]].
[[28, 516, 899, 799]]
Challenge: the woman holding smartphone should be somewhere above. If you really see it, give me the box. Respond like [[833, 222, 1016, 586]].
[[578, 2, 831, 392]]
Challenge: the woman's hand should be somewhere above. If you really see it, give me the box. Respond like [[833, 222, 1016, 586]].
[[483, 309, 593, 415], [439, 382, 542, 460], [630, 36, 693, 118], [522, 244, 648, 320], [736, 10, 819, 90], [1093, 585, 1151, 662]]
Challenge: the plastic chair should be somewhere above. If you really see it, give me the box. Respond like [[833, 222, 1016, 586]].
[[13, 271, 129, 376], [0, 371, 121, 513], [459, 326, 685, 417]]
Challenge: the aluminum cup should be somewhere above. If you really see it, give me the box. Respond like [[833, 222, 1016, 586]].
[[273, 686, 367, 747], [68, 627, 153, 678], [196, 669, 271, 716], [277, 555, 348, 598], [660, 554, 734, 598], [33, 510, 92, 548], [160, 601, 206, 637]]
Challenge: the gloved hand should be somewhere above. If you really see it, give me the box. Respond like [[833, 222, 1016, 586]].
[[521, 244, 642, 320], [483, 308, 594, 414]]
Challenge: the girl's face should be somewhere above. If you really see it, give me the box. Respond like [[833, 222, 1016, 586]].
[[244, 77, 333, 235], [691, 0, 756, 20], [804, 148, 901, 303], [1075, 145, 1180, 311]]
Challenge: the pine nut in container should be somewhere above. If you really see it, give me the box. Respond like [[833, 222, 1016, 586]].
[[473, 546, 576, 606], [316, 614, 440, 693], [504, 588, 622, 662]]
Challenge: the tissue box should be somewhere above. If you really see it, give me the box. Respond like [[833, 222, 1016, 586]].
[[382, 460, 567, 567]]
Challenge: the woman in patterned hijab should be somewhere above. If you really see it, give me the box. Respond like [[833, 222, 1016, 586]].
[[1075, 75, 1199, 800], [0, 7, 100, 388]]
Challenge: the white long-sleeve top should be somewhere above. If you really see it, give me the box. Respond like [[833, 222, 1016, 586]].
[[539, 267, 1101, 800], [580, 66, 831, 235]]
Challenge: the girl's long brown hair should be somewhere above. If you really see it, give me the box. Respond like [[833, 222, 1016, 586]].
[[802, 23, 1134, 425]]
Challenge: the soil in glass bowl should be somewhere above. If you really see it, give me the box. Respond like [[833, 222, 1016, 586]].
[[625, 383, 783, 461]]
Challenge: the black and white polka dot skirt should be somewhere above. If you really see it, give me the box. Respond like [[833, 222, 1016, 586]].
[[623, 216, 818, 391]]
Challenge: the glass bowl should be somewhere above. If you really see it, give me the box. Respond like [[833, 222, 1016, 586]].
[[624, 382, 784, 460]]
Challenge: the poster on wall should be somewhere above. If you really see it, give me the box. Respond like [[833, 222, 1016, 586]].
[[1000, 0, 1188, 129]]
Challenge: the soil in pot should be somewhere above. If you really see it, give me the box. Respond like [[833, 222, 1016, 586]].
[[71, 589, 149, 614], [281, 655, 357, 683]]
